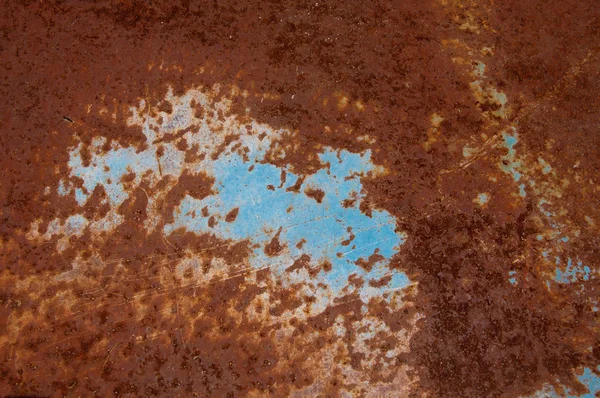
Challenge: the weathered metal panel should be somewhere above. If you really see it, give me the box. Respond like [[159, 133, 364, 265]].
[[0, 0, 599, 397]]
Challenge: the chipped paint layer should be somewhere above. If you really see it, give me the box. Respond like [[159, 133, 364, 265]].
[[1, 1, 599, 397], [49, 88, 409, 308]]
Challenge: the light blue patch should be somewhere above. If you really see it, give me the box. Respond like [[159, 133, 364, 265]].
[[499, 131, 523, 183], [67, 138, 184, 207], [575, 367, 600, 397], [538, 157, 553, 175], [509, 270, 517, 285], [75, 188, 87, 205], [493, 91, 508, 106], [58, 92, 409, 305], [66, 214, 87, 230], [388, 271, 410, 290], [538, 367, 600, 398], [58, 179, 69, 196], [555, 258, 592, 284], [542, 251, 549, 259], [166, 146, 408, 297], [58, 214, 87, 237], [513, 171, 522, 182], [519, 183, 526, 197], [474, 62, 486, 77], [476, 192, 490, 205], [503, 133, 518, 149]]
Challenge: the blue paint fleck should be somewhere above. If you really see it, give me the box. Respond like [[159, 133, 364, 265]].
[[509, 270, 517, 285], [499, 131, 523, 184], [542, 251, 549, 259], [58, 180, 69, 196], [475, 192, 490, 206], [555, 258, 592, 284], [503, 133, 518, 149]]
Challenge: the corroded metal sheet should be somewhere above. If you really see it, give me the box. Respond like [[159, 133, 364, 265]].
[[1, 1, 599, 397]]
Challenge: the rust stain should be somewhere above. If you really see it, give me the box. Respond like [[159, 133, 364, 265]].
[[1, 0, 600, 397]]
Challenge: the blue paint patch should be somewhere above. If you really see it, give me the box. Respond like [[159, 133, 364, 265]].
[[58, 179, 69, 196], [65, 214, 87, 234], [55, 90, 410, 309], [575, 367, 600, 397], [474, 62, 486, 77], [555, 258, 592, 284], [503, 133, 518, 149], [537, 157, 553, 175], [537, 367, 600, 398], [508, 270, 517, 285], [542, 251, 549, 259], [166, 145, 408, 297], [65, 137, 185, 207], [74, 188, 86, 204], [388, 271, 410, 290], [499, 131, 523, 183], [475, 192, 490, 206]]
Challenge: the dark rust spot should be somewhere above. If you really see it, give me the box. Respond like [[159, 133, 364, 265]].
[[224, 207, 239, 223], [285, 176, 305, 193], [264, 227, 285, 257], [304, 188, 325, 203], [355, 250, 385, 273]]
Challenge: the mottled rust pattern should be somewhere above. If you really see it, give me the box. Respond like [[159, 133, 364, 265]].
[[1, 0, 599, 397]]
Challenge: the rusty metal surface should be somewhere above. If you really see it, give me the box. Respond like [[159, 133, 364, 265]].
[[1, 1, 599, 397]]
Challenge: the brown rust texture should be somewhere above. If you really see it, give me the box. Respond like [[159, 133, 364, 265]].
[[1, 0, 600, 397]]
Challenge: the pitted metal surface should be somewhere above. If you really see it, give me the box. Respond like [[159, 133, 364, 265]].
[[0, 1, 599, 397]]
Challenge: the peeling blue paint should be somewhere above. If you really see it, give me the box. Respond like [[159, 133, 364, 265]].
[[54, 90, 410, 308], [509, 270, 517, 285], [166, 146, 408, 297]]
